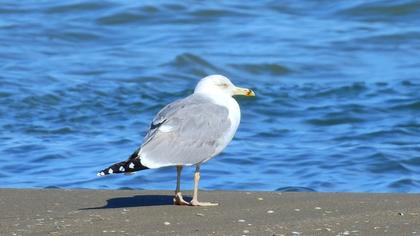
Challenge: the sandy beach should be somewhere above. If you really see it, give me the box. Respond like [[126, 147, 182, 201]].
[[0, 189, 419, 235]]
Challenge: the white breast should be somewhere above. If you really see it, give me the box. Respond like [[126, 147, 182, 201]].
[[224, 97, 241, 144], [206, 94, 241, 157]]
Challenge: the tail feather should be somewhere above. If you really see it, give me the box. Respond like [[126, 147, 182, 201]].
[[97, 152, 148, 176]]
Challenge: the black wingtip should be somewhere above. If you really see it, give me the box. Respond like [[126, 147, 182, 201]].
[[97, 158, 148, 177]]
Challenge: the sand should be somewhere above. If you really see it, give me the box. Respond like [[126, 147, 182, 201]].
[[0, 189, 419, 235]]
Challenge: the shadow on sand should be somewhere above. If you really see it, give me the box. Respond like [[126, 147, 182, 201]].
[[80, 194, 192, 210]]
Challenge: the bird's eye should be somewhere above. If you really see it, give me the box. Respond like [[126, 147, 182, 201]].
[[220, 83, 229, 88]]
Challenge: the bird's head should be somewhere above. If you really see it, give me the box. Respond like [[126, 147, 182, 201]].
[[194, 75, 255, 97]]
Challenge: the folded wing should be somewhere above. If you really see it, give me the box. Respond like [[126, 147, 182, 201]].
[[139, 94, 231, 168]]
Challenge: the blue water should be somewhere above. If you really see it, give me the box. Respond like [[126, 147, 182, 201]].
[[1, 1, 419, 192]]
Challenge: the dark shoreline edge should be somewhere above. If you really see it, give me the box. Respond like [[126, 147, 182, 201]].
[[1, 189, 419, 235]]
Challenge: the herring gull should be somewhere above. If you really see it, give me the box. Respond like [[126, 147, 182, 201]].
[[97, 74, 255, 206]]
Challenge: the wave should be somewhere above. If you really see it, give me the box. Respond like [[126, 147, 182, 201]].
[[231, 63, 290, 76], [337, 1, 420, 21]]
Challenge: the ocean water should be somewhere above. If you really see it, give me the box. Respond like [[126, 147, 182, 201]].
[[1, 1, 419, 192]]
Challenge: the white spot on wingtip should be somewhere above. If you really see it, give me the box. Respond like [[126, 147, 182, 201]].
[[159, 125, 173, 132], [129, 162, 135, 169], [119, 166, 125, 172], [108, 169, 113, 174], [97, 172, 105, 176]]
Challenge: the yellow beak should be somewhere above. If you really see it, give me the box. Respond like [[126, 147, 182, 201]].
[[233, 87, 256, 96]]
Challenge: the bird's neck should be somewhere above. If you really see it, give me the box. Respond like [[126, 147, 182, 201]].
[[194, 91, 232, 107], [196, 91, 241, 128]]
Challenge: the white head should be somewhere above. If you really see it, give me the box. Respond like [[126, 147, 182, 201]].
[[194, 75, 255, 97]]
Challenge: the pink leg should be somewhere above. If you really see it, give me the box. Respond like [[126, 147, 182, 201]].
[[190, 165, 218, 206]]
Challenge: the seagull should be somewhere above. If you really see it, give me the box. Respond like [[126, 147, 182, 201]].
[[97, 75, 255, 206]]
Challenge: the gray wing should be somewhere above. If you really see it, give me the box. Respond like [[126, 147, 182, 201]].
[[139, 94, 231, 168]]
